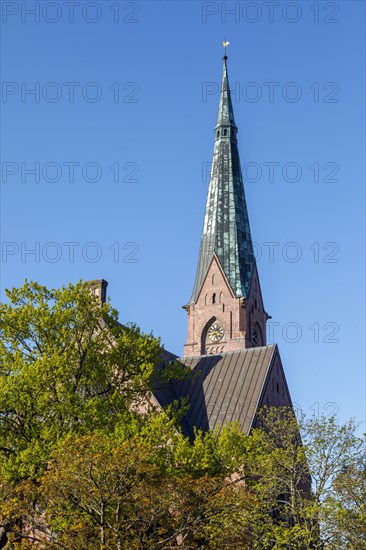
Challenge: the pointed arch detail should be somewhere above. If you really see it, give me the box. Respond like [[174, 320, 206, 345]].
[[201, 316, 216, 355]]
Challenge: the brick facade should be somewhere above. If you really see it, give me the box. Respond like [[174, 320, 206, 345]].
[[184, 254, 268, 357]]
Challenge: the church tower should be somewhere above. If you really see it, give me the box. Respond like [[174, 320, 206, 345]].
[[184, 53, 269, 357], [154, 50, 293, 436]]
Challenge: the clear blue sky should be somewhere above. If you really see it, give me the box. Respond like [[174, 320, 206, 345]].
[[1, 1, 365, 428]]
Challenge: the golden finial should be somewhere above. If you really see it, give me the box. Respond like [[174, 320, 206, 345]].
[[223, 39, 230, 58]]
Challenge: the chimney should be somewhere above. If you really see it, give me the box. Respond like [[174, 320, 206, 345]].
[[88, 279, 108, 304]]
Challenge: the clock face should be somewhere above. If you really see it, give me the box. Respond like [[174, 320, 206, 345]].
[[207, 323, 224, 342]]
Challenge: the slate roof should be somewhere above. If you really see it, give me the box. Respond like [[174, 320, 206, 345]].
[[154, 345, 278, 438], [190, 56, 255, 303]]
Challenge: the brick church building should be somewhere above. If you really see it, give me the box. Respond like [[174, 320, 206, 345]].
[[152, 53, 294, 437]]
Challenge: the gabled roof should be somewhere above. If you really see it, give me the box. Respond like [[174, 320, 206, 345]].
[[154, 344, 291, 438], [189, 56, 255, 303]]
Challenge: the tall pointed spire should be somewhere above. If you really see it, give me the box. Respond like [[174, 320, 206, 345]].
[[189, 53, 255, 303], [216, 53, 236, 128]]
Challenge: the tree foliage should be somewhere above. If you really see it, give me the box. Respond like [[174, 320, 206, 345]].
[[0, 281, 365, 549], [0, 280, 165, 482]]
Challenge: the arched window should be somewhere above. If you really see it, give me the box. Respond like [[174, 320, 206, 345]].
[[212, 293, 216, 304], [205, 294, 208, 305], [217, 130, 220, 138], [276, 382, 280, 394], [223, 129, 227, 136], [212, 273, 215, 285], [251, 322, 263, 347], [219, 291, 223, 303]]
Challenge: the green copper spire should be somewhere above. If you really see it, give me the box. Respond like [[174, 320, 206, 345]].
[[216, 54, 237, 129], [190, 54, 255, 303]]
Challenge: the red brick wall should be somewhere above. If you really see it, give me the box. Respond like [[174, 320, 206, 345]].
[[184, 257, 267, 357]]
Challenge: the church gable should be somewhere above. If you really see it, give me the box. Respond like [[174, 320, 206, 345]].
[[196, 254, 235, 307], [251, 347, 293, 429], [184, 253, 252, 356], [247, 262, 264, 314], [245, 262, 269, 348]]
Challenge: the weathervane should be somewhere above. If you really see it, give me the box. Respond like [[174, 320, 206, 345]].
[[223, 39, 230, 59]]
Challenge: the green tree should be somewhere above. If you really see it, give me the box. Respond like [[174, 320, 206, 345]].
[[243, 407, 319, 549], [302, 415, 366, 549], [37, 429, 254, 550], [330, 455, 366, 549], [1, 281, 365, 549], [41, 434, 166, 549], [0, 280, 179, 546], [245, 408, 366, 550], [0, 280, 165, 483]]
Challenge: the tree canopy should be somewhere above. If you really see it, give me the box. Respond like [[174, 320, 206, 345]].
[[0, 281, 365, 549]]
